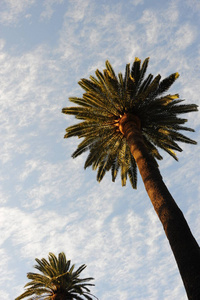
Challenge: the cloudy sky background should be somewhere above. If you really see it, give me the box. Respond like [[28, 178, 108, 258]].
[[0, 0, 200, 299]]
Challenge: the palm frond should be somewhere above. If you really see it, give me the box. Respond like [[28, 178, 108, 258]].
[[131, 57, 141, 86], [156, 72, 179, 96], [16, 253, 96, 300], [137, 57, 150, 88], [127, 152, 137, 189], [63, 58, 198, 188]]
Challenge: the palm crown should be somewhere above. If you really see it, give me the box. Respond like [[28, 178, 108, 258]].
[[15, 252, 95, 300], [62, 57, 198, 188]]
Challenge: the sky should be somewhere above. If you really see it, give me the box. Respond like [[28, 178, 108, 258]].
[[0, 0, 200, 299]]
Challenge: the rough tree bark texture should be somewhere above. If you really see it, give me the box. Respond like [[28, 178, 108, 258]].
[[119, 113, 200, 300]]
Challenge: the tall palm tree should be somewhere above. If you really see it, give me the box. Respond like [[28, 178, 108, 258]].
[[16, 252, 97, 300], [62, 58, 200, 300]]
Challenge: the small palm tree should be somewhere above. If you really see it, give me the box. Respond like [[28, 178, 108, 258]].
[[62, 58, 200, 300], [16, 252, 97, 300]]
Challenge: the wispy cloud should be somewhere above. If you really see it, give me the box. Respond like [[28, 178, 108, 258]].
[[0, 0, 35, 25], [40, 0, 64, 20]]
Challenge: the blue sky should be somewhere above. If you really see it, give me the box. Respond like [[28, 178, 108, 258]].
[[0, 0, 200, 299]]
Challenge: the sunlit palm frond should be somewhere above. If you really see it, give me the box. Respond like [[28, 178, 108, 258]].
[[63, 57, 198, 188], [16, 253, 95, 300]]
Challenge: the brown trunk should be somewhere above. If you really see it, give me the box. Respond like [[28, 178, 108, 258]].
[[51, 292, 70, 300], [120, 114, 200, 300]]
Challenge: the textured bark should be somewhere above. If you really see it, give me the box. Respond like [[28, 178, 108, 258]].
[[119, 113, 200, 300]]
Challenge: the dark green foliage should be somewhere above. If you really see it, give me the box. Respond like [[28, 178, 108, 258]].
[[15, 252, 96, 300], [62, 58, 198, 188]]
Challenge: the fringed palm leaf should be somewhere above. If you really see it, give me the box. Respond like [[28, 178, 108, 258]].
[[16, 252, 96, 300], [62, 57, 198, 188]]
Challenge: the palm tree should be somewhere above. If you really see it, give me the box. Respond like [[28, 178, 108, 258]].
[[15, 252, 97, 300], [62, 57, 200, 300]]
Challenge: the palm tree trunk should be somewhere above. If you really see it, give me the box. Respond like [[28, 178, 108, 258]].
[[120, 115, 200, 300]]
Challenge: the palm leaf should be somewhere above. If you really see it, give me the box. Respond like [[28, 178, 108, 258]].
[[156, 72, 179, 96], [16, 253, 96, 300], [63, 58, 198, 188]]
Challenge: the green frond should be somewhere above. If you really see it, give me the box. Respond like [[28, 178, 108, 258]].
[[131, 57, 141, 86], [84, 139, 107, 169], [102, 70, 124, 112], [103, 70, 118, 92], [124, 63, 130, 90], [127, 153, 137, 189], [120, 141, 129, 186], [25, 273, 51, 286], [117, 71, 124, 107], [82, 93, 104, 108], [142, 135, 163, 160], [137, 57, 150, 87], [118, 72, 123, 87], [73, 264, 87, 276], [16, 253, 95, 300], [84, 150, 98, 169], [126, 75, 136, 101], [89, 75, 101, 86], [65, 107, 113, 123], [84, 131, 121, 170], [69, 264, 75, 274], [97, 155, 111, 182], [143, 128, 183, 157], [169, 103, 198, 114], [15, 288, 50, 300], [78, 78, 100, 93], [152, 94, 179, 107], [63, 57, 198, 188], [95, 69, 106, 86], [105, 60, 117, 79], [65, 121, 104, 139], [155, 72, 179, 96], [111, 157, 120, 182], [34, 258, 52, 277], [83, 295, 94, 300], [164, 148, 179, 161], [163, 130, 197, 145], [149, 115, 188, 126], [121, 162, 127, 186], [48, 253, 59, 272], [79, 75, 122, 116], [95, 70, 122, 110], [173, 125, 195, 132], [67, 97, 92, 108], [72, 136, 96, 158], [160, 139, 183, 152], [141, 74, 161, 101], [137, 73, 153, 94], [63, 106, 108, 117]]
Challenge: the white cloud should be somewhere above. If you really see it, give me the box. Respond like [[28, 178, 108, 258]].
[[64, 0, 91, 22], [0, 44, 68, 164], [164, 0, 179, 22], [0, 188, 9, 204], [131, 0, 144, 5], [139, 10, 160, 44], [0, 0, 35, 25], [40, 0, 64, 20], [0, 39, 6, 50], [186, 0, 200, 12], [174, 23, 197, 50]]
